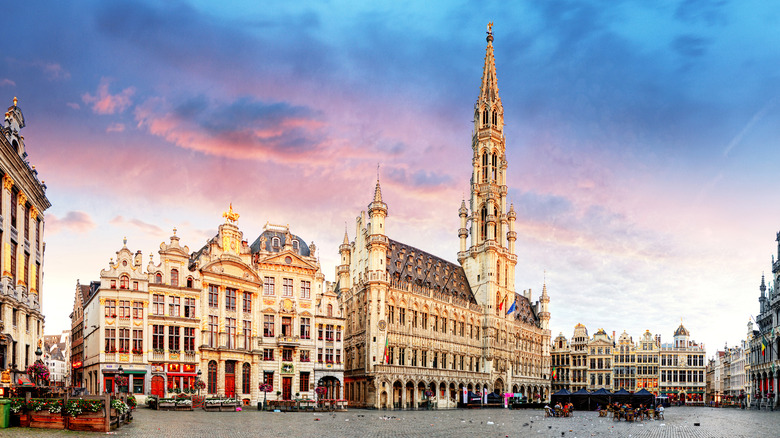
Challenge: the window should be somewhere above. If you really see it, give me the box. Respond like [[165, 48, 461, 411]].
[[301, 280, 311, 299], [264, 315, 275, 337], [153, 325, 164, 350], [226, 318, 236, 349], [387, 306, 394, 324], [327, 304, 333, 317], [133, 281, 138, 291], [208, 361, 217, 394], [300, 350, 310, 362], [120, 275, 129, 289], [184, 327, 195, 352], [169, 296, 181, 317], [421, 313, 428, 330], [9, 242, 16, 285], [169, 326, 180, 351], [208, 316, 218, 347], [263, 349, 274, 360], [209, 285, 219, 308], [318, 325, 323, 340], [242, 291, 252, 313], [153, 294, 164, 315], [336, 349, 341, 364], [24, 204, 29, 239], [282, 316, 292, 336], [300, 317, 311, 339], [336, 326, 341, 342], [412, 310, 418, 328], [441, 317, 446, 332], [325, 348, 334, 363], [118, 300, 130, 318], [225, 288, 237, 311], [325, 324, 334, 341], [399, 308, 405, 325], [170, 269, 179, 287], [102, 299, 116, 317], [132, 375, 144, 394], [111, 279, 116, 289], [242, 363, 251, 394], [243, 321, 251, 350], [133, 301, 143, 319], [282, 348, 293, 361], [23, 253, 29, 288], [263, 371, 273, 389], [105, 328, 116, 353], [300, 372, 309, 392], [118, 328, 130, 353], [282, 278, 293, 297], [186, 277, 193, 288], [184, 298, 196, 318], [432, 315, 438, 332], [264, 277, 275, 295], [317, 348, 323, 363], [155, 273, 162, 284]]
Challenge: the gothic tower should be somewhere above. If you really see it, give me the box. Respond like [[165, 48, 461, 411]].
[[458, 23, 518, 373]]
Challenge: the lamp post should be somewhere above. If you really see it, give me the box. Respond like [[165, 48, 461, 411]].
[[117, 365, 124, 395], [197, 369, 202, 396]]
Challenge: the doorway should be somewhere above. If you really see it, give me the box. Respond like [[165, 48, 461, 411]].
[[282, 376, 292, 400]]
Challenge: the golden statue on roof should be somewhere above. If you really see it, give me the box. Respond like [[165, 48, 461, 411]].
[[223, 203, 239, 223]]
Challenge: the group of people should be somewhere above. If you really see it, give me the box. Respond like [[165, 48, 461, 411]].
[[604, 402, 663, 421], [544, 401, 574, 417]]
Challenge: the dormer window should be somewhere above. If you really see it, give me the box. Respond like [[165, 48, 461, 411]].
[[292, 239, 299, 252], [170, 269, 179, 287], [120, 275, 129, 289], [272, 237, 280, 249], [155, 273, 162, 284], [186, 277, 193, 288]]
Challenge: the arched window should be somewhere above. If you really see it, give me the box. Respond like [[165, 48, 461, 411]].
[[327, 304, 333, 317], [481, 152, 488, 182], [492, 110, 498, 125], [292, 240, 299, 253], [242, 363, 251, 394], [208, 361, 217, 394], [272, 237, 281, 249], [491, 153, 497, 181], [155, 273, 162, 284], [480, 206, 487, 241], [170, 269, 179, 287], [482, 108, 488, 125], [186, 277, 193, 288], [120, 275, 129, 289]]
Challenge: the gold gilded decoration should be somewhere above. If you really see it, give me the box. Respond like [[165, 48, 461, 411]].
[[30, 206, 39, 220], [283, 299, 293, 312], [17, 191, 26, 206], [29, 264, 37, 293], [119, 353, 129, 362], [133, 321, 143, 326], [263, 299, 275, 306], [142, 301, 149, 307], [223, 203, 239, 223], [2, 175, 13, 191], [169, 352, 180, 361], [1, 369, 10, 383], [3, 243, 11, 276], [300, 302, 311, 309], [99, 298, 106, 305]]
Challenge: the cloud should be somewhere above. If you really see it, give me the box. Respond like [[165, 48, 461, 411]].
[[82, 78, 135, 115], [110, 216, 164, 235], [6, 58, 71, 81], [46, 211, 96, 234], [134, 95, 326, 161], [0, 79, 15, 87], [66, 102, 80, 110], [106, 123, 125, 133]]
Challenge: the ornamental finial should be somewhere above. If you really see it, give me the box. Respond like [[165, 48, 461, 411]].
[[223, 203, 239, 223]]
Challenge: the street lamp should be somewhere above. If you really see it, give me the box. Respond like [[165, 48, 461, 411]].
[[197, 370, 202, 396], [117, 365, 124, 394]]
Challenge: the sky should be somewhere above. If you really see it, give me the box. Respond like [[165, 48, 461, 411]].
[[5, 0, 780, 356]]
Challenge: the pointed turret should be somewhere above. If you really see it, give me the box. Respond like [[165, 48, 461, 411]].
[[368, 178, 387, 235], [458, 199, 469, 255]]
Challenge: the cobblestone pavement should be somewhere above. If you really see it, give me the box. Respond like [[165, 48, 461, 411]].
[[4, 406, 780, 437]]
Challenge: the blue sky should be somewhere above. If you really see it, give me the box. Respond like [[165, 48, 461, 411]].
[[5, 0, 780, 354]]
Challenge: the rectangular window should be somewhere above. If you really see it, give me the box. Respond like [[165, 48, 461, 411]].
[[225, 288, 237, 311], [281, 316, 292, 336], [242, 291, 252, 313], [399, 308, 405, 325], [336, 349, 341, 364], [300, 350, 310, 362], [264, 315, 275, 337], [226, 317, 236, 349], [208, 316, 218, 347], [243, 321, 251, 350], [9, 242, 16, 285], [184, 298, 196, 318], [441, 317, 446, 332], [387, 306, 394, 324], [184, 327, 195, 352], [153, 294, 164, 315], [422, 313, 428, 330], [169, 296, 180, 317], [325, 324, 334, 341], [317, 348, 323, 363], [432, 315, 438, 332], [325, 348, 334, 363], [263, 277, 275, 296], [282, 348, 293, 361], [318, 325, 323, 340], [105, 299, 116, 317], [105, 328, 116, 353], [23, 253, 28, 286], [282, 278, 293, 296], [10, 188, 17, 228], [300, 372, 310, 392], [264, 371, 273, 389], [168, 326, 180, 351], [263, 349, 274, 360], [336, 326, 341, 342], [412, 310, 418, 328], [209, 285, 219, 308], [153, 325, 164, 350], [132, 375, 144, 394], [133, 302, 143, 319], [118, 328, 130, 353], [300, 317, 311, 339], [300, 280, 311, 299]]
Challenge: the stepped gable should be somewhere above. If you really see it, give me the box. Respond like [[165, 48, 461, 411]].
[[386, 238, 476, 304]]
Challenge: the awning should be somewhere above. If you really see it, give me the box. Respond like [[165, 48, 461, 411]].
[[167, 373, 197, 377], [125, 370, 146, 375]]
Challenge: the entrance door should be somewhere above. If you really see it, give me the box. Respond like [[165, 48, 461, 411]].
[[282, 376, 292, 400], [225, 361, 236, 398], [151, 375, 165, 397]]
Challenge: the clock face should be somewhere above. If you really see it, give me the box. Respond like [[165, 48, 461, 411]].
[[378, 320, 387, 331], [285, 256, 292, 264]]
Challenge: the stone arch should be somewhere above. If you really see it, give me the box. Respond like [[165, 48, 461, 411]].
[[405, 381, 415, 409], [392, 381, 403, 409]]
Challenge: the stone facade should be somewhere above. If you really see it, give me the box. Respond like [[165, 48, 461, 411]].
[[77, 210, 343, 403], [339, 26, 551, 410], [0, 97, 50, 381]]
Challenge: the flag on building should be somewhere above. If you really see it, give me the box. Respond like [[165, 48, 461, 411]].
[[762, 335, 767, 356], [552, 367, 557, 380], [383, 335, 389, 364], [506, 299, 516, 315], [498, 300, 503, 311]]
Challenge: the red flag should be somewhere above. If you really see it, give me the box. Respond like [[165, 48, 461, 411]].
[[498, 301, 503, 311]]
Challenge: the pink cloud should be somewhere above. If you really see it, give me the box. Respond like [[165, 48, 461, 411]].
[[110, 215, 164, 235], [67, 102, 80, 110], [82, 78, 135, 115], [0, 78, 15, 87], [46, 211, 96, 235], [106, 123, 125, 133]]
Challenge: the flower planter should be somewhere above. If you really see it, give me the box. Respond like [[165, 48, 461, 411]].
[[220, 402, 238, 412], [203, 403, 221, 412], [158, 402, 177, 411], [67, 412, 108, 433], [30, 411, 66, 430], [11, 413, 31, 428], [175, 404, 193, 411]]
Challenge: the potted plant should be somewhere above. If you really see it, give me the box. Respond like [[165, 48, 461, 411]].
[[30, 399, 66, 430], [66, 399, 106, 432]]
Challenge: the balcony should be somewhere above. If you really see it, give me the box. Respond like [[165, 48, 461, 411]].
[[277, 335, 300, 346]]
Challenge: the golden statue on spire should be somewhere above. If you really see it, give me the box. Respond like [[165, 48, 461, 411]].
[[487, 22, 493, 34], [223, 203, 239, 223]]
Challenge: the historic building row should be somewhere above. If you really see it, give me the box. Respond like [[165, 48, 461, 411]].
[[551, 323, 707, 403], [338, 25, 551, 410], [0, 98, 50, 380], [72, 210, 344, 403]]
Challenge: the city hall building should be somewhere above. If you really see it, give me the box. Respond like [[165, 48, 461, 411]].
[[339, 26, 552, 409]]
